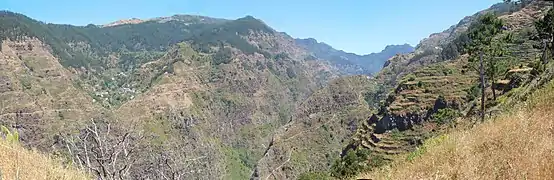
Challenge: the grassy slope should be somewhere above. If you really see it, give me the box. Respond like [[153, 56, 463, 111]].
[[0, 139, 90, 180], [361, 80, 554, 180]]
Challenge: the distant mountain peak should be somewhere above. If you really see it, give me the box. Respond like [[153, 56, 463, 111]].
[[101, 14, 229, 27], [102, 18, 145, 27], [380, 44, 415, 53], [295, 38, 415, 75]]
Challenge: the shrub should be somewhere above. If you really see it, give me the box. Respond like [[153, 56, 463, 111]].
[[212, 48, 233, 65], [442, 69, 453, 76], [466, 84, 481, 101], [330, 148, 385, 178], [390, 129, 405, 141], [431, 108, 460, 125], [274, 52, 289, 60], [406, 74, 416, 81], [286, 67, 296, 78]]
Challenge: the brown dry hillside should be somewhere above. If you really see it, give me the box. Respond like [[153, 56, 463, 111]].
[[0, 38, 103, 149], [361, 79, 554, 180], [0, 12, 343, 179], [0, 136, 90, 180]]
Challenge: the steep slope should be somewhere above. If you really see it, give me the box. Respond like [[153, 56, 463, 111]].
[[331, 1, 553, 179], [0, 136, 90, 180], [252, 75, 380, 180], [259, 1, 551, 179], [0, 11, 342, 179], [377, 2, 515, 88], [295, 38, 414, 75], [0, 37, 103, 149], [250, 2, 528, 179], [363, 75, 554, 180]]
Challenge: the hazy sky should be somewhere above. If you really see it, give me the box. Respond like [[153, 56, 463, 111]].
[[2, 0, 502, 54]]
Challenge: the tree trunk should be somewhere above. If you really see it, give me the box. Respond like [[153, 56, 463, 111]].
[[492, 74, 497, 101], [479, 50, 485, 122], [543, 40, 549, 64]]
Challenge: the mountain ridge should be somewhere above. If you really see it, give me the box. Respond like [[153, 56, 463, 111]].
[[1, 1, 550, 179], [294, 38, 414, 75]]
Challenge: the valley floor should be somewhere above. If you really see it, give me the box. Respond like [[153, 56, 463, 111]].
[[361, 81, 554, 180]]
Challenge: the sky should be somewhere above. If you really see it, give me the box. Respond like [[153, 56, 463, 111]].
[[1, 0, 502, 54]]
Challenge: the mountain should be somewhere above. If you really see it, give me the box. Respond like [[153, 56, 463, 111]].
[[0, 11, 344, 179], [295, 38, 414, 75], [1, 0, 552, 179], [253, 0, 553, 179], [350, 1, 553, 178]]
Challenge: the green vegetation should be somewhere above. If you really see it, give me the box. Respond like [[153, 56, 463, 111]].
[[0, 125, 19, 144], [330, 148, 385, 178], [405, 134, 448, 162], [535, 8, 554, 63], [390, 129, 406, 141], [212, 47, 233, 65], [298, 171, 332, 180], [223, 146, 252, 180], [363, 84, 385, 108], [0, 11, 272, 69], [431, 108, 460, 125]]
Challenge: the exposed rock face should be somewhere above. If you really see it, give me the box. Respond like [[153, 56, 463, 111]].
[[102, 18, 145, 27]]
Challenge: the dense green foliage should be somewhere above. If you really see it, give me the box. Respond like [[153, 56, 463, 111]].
[[431, 108, 460, 125], [0, 11, 273, 68], [535, 8, 554, 61], [440, 0, 525, 61], [212, 47, 234, 65], [466, 13, 508, 101], [330, 148, 385, 178], [363, 84, 386, 108]]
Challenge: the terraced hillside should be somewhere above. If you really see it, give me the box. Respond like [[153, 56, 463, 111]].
[[362, 62, 554, 180], [2, 1, 552, 179], [0, 11, 352, 179], [294, 1, 554, 179]]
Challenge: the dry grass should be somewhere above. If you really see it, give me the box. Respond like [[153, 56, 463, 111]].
[[0, 139, 90, 180], [361, 81, 554, 180]]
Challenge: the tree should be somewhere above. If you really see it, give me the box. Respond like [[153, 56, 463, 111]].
[[536, 8, 554, 64], [486, 41, 509, 101], [466, 13, 505, 121], [63, 119, 143, 180]]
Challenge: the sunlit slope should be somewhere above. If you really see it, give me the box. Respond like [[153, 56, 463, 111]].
[[361, 80, 554, 180]]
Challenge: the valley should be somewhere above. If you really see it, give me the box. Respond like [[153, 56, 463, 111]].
[[1, 0, 554, 179]]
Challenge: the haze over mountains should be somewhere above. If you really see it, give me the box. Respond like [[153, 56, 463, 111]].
[[295, 38, 414, 74], [1, 0, 553, 179], [104, 17, 416, 75]]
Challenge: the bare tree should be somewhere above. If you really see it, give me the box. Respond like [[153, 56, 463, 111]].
[[63, 119, 143, 180], [152, 151, 190, 180]]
